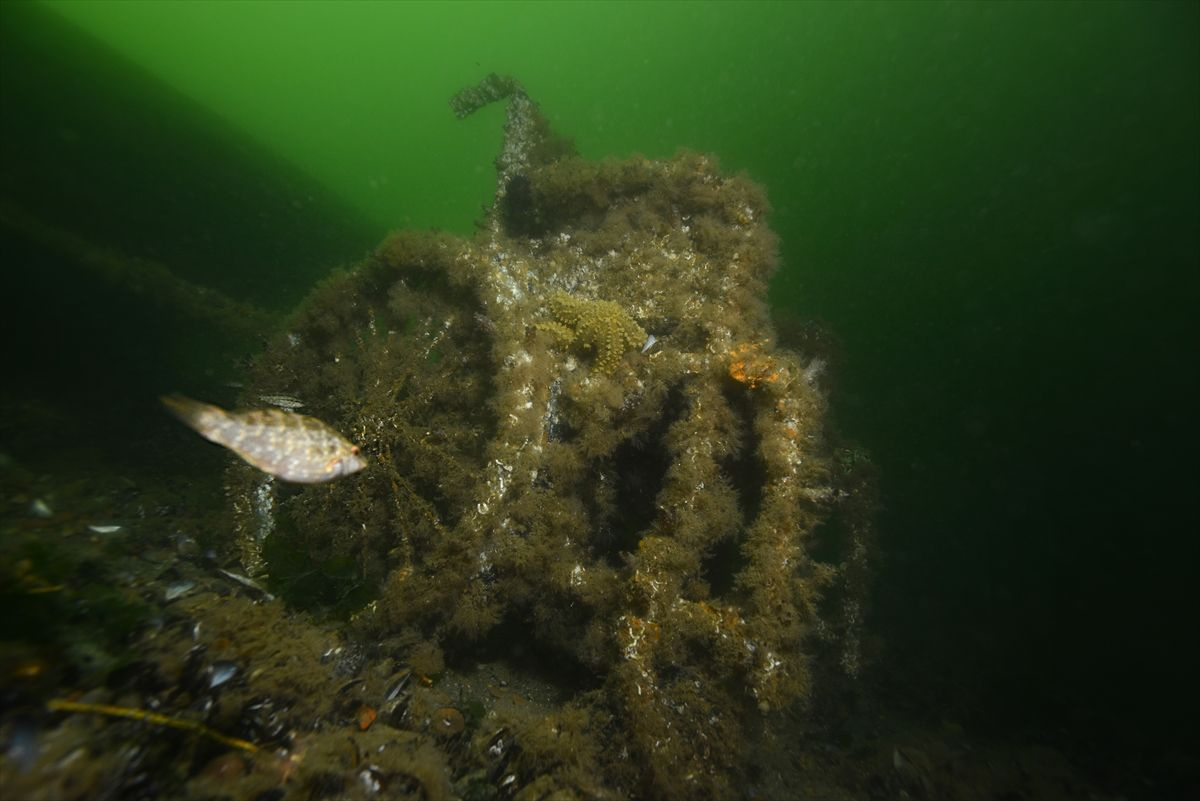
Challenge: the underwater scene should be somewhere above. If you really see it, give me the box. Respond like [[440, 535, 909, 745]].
[[1, 2, 1196, 799]]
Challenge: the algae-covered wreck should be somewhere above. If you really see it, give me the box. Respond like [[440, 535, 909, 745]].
[[216, 75, 877, 799]]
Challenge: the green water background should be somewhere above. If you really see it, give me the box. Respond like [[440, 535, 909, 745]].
[[33, 0, 1200, 768]]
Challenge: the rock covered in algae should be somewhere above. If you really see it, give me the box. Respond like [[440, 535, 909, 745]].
[[224, 76, 876, 800]]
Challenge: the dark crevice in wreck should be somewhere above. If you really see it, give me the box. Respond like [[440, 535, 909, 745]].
[[601, 384, 686, 563]]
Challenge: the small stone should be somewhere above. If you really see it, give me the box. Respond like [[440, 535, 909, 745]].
[[432, 706, 466, 736]]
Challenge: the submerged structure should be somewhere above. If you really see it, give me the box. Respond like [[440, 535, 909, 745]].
[[223, 75, 875, 798]]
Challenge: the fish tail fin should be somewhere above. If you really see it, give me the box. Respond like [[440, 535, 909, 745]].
[[161, 394, 228, 440]]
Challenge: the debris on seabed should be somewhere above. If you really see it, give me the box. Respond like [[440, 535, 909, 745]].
[[164, 579, 195, 601], [432, 706, 466, 737], [217, 567, 275, 601], [257, 393, 305, 410], [357, 704, 378, 731], [87, 524, 122, 534], [208, 660, 238, 689], [46, 698, 259, 753]]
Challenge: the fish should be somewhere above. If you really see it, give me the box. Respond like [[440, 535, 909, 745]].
[[161, 394, 367, 483]]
